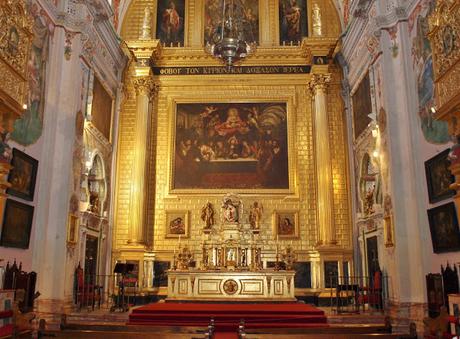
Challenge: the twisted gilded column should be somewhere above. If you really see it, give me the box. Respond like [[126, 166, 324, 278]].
[[309, 73, 336, 246], [128, 76, 157, 244]]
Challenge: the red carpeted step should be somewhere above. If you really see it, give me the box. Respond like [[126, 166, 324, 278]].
[[127, 302, 329, 329], [214, 331, 238, 339]]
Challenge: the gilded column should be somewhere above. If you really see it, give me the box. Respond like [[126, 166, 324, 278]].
[[128, 77, 156, 244], [309, 73, 336, 246]]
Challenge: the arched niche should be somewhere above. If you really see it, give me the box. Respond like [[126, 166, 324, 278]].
[[84, 152, 108, 216]]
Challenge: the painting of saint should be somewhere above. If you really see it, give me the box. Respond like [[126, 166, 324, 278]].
[[274, 211, 298, 238], [425, 149, 455, 203], [428, 203, 460, 253], [279, 0, 308, 45], [7, 149, 38, 201], [204, 0, 259, 45], [156, 0, 185, 46], [173, 103, 289, 190], [166, 211, 189, 237], [410, 1, 449, 144], [0, 199, 34, 249]]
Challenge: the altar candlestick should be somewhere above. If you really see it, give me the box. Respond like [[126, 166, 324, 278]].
[[179, 235, 181, 247]]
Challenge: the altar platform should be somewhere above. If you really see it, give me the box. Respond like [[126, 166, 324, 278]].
[[167, 269, 296, 302], [128, 302, 329, 330]]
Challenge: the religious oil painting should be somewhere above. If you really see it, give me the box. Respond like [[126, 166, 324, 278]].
[[0, 199, 34, 249], [204, 0, 259, 46], [425, 149, 455, 204], [273, 211, 299, 239], [173, 103, 289, 190], [427, 202, 460, 254], [67, 213, 79, 245], [279, 0, 308, 45], [165, 211, 189, 238], [156, 0, 185, 46], [7, 148, 39, 201]]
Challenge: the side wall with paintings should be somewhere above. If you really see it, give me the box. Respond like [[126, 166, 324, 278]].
[[342, 0, 460, 331], [0, 0, 126, 316]]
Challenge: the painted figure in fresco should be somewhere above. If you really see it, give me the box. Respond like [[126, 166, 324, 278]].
[[160, 1, 182, 44], [201, 202, 215, 229], [12, 2, 52, 146], [410, 2, 449, 144]]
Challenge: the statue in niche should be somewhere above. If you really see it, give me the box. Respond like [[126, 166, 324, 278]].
[[141, 7, 152, 39], [312, 3, 322, 36], [249, 202, 263, 229], [364, 185, 375, 215], [201, 202, 215, 229]]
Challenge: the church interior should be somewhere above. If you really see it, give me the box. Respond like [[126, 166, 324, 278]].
[[1, 0, 460, 338]]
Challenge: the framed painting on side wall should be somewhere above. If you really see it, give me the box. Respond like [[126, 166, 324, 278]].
[[272, 210, 299, 239], [0, 199, 34, 249], [424, 149, 455, 204], [7, 148, 38, 201], [165, 210, 189, 238], [427, 202, 460, 253]]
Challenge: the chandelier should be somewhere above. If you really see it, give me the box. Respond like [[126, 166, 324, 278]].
[[205, 0, 256, 67]]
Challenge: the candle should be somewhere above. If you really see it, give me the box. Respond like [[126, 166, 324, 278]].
[[179, 235, 181, 245]]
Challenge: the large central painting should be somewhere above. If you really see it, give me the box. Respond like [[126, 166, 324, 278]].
[[173, 103, 289, 190]]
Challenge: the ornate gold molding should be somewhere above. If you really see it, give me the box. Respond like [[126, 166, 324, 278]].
[[428, 0, 460, 119], [0, 0, 33, 117]]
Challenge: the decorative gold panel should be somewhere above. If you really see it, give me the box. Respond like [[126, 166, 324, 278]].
[[240, 280, 264, 295], [274, 279, 284, 295], [178, 279, 188, 294], [198, 279, 221, 294]]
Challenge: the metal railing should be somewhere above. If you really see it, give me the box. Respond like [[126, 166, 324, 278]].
[[328, 274, 389, 313], [74, 273, 139, 312]]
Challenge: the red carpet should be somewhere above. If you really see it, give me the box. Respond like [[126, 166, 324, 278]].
[[128, 302, 328, 330]]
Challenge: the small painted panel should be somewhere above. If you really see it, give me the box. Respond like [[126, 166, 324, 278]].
[[156, 0, 185, 46]]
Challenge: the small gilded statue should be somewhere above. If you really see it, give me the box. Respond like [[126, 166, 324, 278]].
[[364, 185, 375, 215], [249, 202, 263, 229], [312, 3, 322, 36], [201, 201, 215, 229], [141, 7, 152, 39]]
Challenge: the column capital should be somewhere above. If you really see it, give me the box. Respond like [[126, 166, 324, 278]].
[[133, 76, 158, 99], [308, 73, 331, 94]]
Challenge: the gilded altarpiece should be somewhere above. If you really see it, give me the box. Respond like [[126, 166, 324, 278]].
[[114, 0, 351, 294], [429, 1, 460, 223]]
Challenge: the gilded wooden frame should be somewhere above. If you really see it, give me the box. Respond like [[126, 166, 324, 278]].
[[272, 210, 299, 239], [165, 210, 190, 238], [67, 213, 79, 245], [168, 97, 296, 195]]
